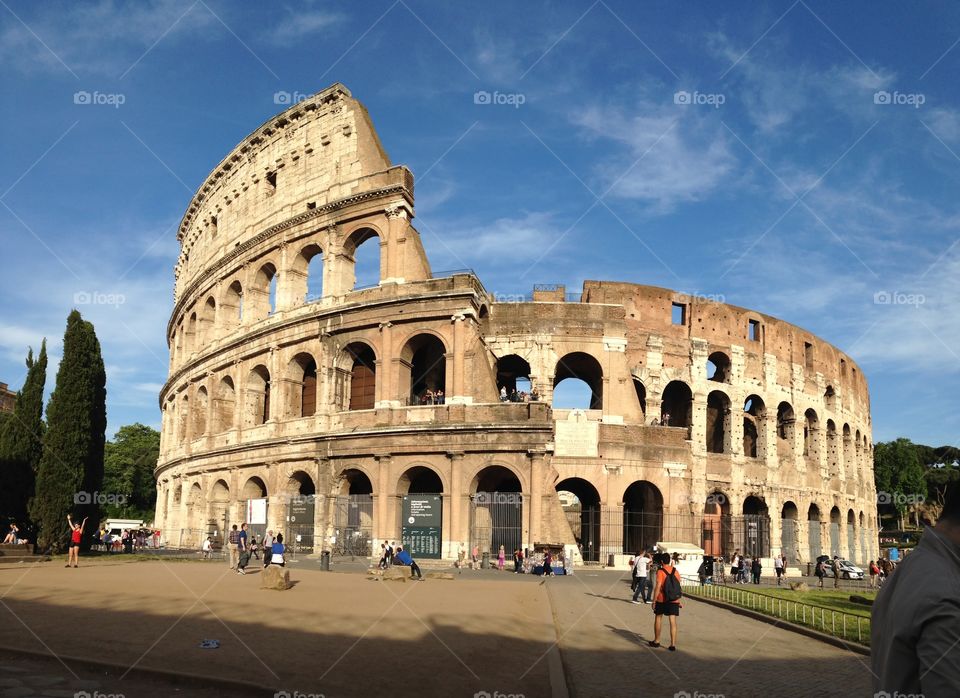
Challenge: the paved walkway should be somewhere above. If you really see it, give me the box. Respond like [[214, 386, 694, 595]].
[[545, 570, 874, 698]]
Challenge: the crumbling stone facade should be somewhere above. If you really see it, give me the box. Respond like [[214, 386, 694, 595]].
[[155, 84, 878, 566]]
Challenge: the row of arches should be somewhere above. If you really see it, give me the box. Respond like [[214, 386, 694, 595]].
[[172, 229, 382, 365]]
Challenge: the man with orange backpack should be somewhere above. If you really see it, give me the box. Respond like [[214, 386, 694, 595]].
[[648, 552, 682, 651]]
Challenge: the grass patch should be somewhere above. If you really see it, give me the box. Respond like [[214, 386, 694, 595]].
[[742, 587, 875, 617]]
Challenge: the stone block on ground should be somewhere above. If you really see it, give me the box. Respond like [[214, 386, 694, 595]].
[[379, 566, 409, 582], [789, 581, 810, 592], [260, 565, 291, 590], [426, 572, 454, 580]]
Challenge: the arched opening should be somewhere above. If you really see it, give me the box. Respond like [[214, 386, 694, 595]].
[[242, 476, 267, 500], [706, 390, 731, 454], [178, 393, 189, 443], [200, 296, 216, 342], [859, 510, 867, 562], [846, 509, 856, 563], [623, 481, 663, 555], [245, 365, 271, 427], [215, 376, 235, 432], [250, 262, 278, 320], [808, 504, 822, 560], [471, 465, 523, 558], [633, 379, 646, 420], [829, 505, 842, 557], [193, 386, 208, 437], [332, 468, 373, 557], [803, 409, 820, 461], [742, 495, 771, 557], [706, 351, 731, 382], [556, 478, 601, 562], [553, 352, 603, 410], [781, 501, 799, 563], [496, 354, 532, 400], [223, 280, 243, 327], [186, 483, 204, 544], [660, 380, 692, 428], [186, 312, 197, 355], [702, 491, 731, 557], [401, 334, 446, 405], [743, 395, 765, 458], [208, 480, 230, 542], [843, 424, 853, 473], [826, 420, 839, 476], [292, 243, 324, 303], [240, 476, 268, 540], [346, 342, 377, 411], [398, 466, 443, 495], [346, 227, 381, 290], [824, 385, 838, 412], [776, 402, 795, 460], [287, 353, 318, 418]]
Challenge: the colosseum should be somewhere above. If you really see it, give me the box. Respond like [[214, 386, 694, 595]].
[[155, 83, 879, 569]]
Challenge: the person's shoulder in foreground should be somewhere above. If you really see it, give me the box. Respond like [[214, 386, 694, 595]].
[[872, 480, 960, 697]]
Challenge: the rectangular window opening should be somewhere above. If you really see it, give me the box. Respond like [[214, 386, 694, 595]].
[[671, 302, 686, 325], [804, 341, 813, 369], [748, 319, 760, 341], [266, 170, 277, 192]]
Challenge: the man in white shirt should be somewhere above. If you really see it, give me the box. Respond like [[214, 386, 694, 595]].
[[631, 552, 651, 604]]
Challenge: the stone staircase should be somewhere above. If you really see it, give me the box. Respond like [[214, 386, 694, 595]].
[[0, 543, 48, 564]]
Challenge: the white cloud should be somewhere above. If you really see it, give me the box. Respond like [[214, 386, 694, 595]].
[[571, 101, 736, 212], [266, 9, 342, 45]]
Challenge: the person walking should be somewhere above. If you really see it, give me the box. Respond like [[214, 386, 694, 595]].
[[630, 551, 644, 594], [262, 530, 274, 567], [737, 554, 747, 584], [832, 556, 841, 589], [497, 544, 505, 571], [648, 552, 681, 650], [774, 554, 784, 586], [394, 545, 423, 580], [471, 545, 479, 570], [542, 550, 553, 577], [513, 549, 523, 573], [66, 514, 87, 568], [227, 525, 240, 570], [868, 560, 879, 589], [201, 537, 212, 559], [815, 557, 826, 589], [751, 556, 762, 584], [238, 523, 248, 563], [632, 552, 651, 603]]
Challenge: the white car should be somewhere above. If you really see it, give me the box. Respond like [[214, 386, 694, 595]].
[[834, 559, 864, 579]]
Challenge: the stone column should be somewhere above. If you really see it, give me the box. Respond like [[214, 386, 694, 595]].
[[447, 314, 468, 403], [376, 454, 392, 544], [762, 412, 777, 467], [377, 322, 395, 407], [527, 451, 546, 547], [384, 205, 409, 283], [447, 452, 465, 555]]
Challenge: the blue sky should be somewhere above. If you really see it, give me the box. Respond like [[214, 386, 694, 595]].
[[0, 0, 958, 446]]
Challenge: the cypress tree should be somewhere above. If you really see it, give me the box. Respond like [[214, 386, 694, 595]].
[[0, 341, 47, 532], [30, 312, 106, 552]]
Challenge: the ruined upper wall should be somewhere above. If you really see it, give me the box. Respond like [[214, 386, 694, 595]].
[[173, 83, 395, 299], [580, 280, 868, 404]]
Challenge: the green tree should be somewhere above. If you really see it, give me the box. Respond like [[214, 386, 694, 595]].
[[874, 438, 926, 530], [30, 312, 106, 552], [102, 423, 159, 520], [0, 341, 48, 531]]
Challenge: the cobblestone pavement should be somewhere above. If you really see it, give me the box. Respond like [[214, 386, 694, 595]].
[[544, 570, 874, 698]]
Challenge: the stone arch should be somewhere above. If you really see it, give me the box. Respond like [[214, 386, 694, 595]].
[[702, 490, 732, 557], [470, 464, 524, 494], [244, 365, 271, 427], [706, 389, 732, 454], [824, 385, 838, 412], [846, 508, 857, 562], [742, 495, 771, 557], [826, 420, 839, 476], [397, 464, 445, 495], [781, 501, 800, 563], [471, 465, 522, 558], [633, 378, 646, 420], [343, 226, 381, 291], [776, 401, 795, 460], [707, 350, 731, 383], [556, 477, 602, 562], [193, 385, 208, 437], [344, 341, 377, 411], [829, 505, 842, 557], [249, 261, 279, 320], [286, 470, 317, 496], [286, 352, 318, 418], [208, 479, 230, 539], [843, 423, 854, 473], [660, 380, 692, 428], [400, 333, 447, 405], [291, 242, 324, 303], [215, 376, 236, 432], [223, 280, 243, 328], [496, 354, 532, 398], [241, 475, 268, 500], [743, 394, 765, 458], [337, 467, 374, 496], [178, 392, 189, 444], [186, 482, 204, 539], [807, 503, 823, 560], [186, 311, 198, 356], [622, 481, 663, 555], [200, 296, 216, 342], [803, 408, 820, 461], [553, 352, 603, 410]]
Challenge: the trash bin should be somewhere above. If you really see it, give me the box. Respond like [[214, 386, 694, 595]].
[[321, 550, 330, 571], [482, 551, 490, 569]]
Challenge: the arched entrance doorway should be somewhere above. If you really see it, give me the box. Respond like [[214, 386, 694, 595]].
[[623, 481, 663, 554], [471, 466, 523, 559], [285, 471, 317, 553], [331, 469, 373, 558], [702, 491, 731, 557], [398, 466, 444, 559], [808, 504, 822, 560], [830, 506, 842, 558], [207, 479, 231, 545], [741, 496, 771, 558], [240, 476, 268, 541], [781, 501, 800, 563], [556, 478, 601, 562]]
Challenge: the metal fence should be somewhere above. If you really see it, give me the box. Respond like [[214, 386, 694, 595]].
[[683, 580, 871, 646], [332, 494, 373, 557], [471, 494, 523, 556]]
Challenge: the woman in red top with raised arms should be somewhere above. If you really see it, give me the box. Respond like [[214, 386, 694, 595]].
[[66, 514, 87, 568]]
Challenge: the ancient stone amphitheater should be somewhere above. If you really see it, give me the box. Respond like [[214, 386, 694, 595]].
[[155, 83, 878, 567]]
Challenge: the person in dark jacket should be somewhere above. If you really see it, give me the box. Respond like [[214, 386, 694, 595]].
[[751, 556, 762, 584]]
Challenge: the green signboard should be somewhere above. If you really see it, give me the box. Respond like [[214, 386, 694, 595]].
[[402, 495, 442, 559]]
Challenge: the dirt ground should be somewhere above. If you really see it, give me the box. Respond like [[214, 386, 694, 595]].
[[0, 559, 553, 698]]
